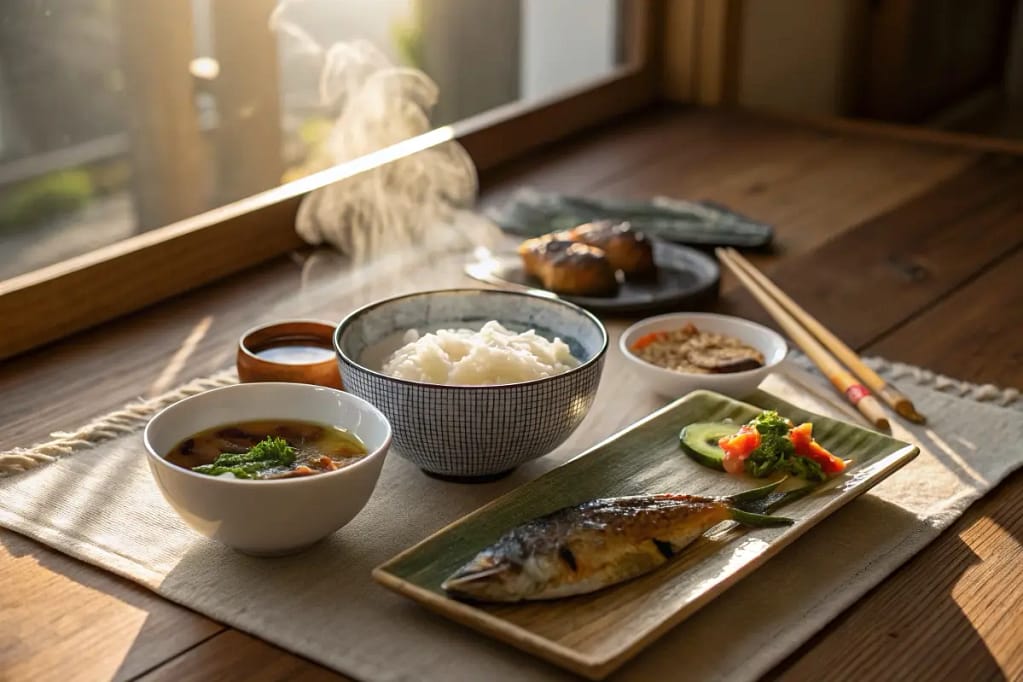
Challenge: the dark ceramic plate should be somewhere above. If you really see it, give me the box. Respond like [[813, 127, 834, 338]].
[[464, 240, 720, 315]]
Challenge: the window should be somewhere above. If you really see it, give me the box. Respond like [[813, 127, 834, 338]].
[[0, 0, 656, 359], [0, 0, 636, 279]]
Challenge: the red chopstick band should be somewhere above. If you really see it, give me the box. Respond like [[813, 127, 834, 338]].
[[844, 384, 870, 405]]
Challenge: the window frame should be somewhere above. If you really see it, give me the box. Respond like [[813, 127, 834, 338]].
[[0, 0, 662, 360]]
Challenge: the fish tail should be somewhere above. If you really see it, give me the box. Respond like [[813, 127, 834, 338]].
[[726, 478, 820, 515], [729, 507, 794, 528], [722, 482, 795, 526], [759, 481, 819, 513], [724, 478, 784, 505]]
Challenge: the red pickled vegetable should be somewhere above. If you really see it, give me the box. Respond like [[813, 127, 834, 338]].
[[789, 422, 846, 474], [719, 425, 762, 474], [630, 331, 668, 351]]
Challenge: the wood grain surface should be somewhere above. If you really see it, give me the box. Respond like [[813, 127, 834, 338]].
[[0, 533, 223, 681], [136, 630, 338, 682], [1, 105, 1021, 681], [775, 467, 1023, 682]]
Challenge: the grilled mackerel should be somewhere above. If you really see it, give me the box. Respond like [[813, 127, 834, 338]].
[[442, 481, 794, 602]]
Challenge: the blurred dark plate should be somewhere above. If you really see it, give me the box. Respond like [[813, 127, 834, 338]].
[[465, 240, 720, 315]]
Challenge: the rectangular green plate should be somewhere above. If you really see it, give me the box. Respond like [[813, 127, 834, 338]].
[[373, 389, 919, 680]]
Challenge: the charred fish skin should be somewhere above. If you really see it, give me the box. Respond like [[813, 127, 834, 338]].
[[442, 492, 789, 603]]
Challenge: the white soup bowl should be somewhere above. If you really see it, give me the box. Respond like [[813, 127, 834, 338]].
[[143, 382, 391, 555]]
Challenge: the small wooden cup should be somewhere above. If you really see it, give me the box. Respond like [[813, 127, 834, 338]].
[[236, 320, 343, 389]]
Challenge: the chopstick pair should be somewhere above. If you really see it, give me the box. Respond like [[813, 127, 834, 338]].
[[715, 247, 926, 430]]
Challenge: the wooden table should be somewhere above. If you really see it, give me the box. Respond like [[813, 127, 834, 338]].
[[2, 106, 1022, 681]]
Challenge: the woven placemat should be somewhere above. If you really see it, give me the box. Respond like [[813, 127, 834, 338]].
[[1, 360, 1021, 682]]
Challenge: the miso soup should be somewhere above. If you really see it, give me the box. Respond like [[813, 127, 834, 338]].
[[166, 419, 367, 480]]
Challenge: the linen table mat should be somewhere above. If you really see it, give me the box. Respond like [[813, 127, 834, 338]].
[[1, 360, 1021, 682]]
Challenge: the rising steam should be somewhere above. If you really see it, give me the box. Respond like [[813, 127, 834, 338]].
[[270, 0, 496, 262]]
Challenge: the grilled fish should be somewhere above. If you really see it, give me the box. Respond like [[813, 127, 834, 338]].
[[442, 481, 795, 602]]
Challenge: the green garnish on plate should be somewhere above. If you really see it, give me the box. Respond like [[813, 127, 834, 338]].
[[681, 410, 844, 482], [193, 436, 296, 479], [743, 412, 825, 482]]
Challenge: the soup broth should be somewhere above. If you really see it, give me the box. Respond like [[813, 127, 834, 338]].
[[166, 419, 367, 479], [251, 339, 335, 364]]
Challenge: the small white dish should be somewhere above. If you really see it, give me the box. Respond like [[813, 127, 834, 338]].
[[143, 382, 391, 556], [619, 312, 787, 399]]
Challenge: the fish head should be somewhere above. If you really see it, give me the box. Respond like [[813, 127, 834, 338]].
[[440, 551, 539, 602]]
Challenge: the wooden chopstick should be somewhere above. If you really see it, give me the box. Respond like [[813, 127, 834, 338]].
[[715, 248, 891, 431], [720, 249, 924, 424], [720, 247, 925, 424]]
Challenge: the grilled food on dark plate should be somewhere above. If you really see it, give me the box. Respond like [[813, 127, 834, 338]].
[[518, 238, 619, 297], [442, 480, 801, 602], [516, 221, 655, 297], [562, 220, 655, 278]]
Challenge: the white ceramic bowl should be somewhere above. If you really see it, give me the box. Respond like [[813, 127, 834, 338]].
[[143, 382, 391, 555], [619, 313, 787, 399]]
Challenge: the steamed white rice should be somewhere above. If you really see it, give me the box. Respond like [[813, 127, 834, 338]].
[[381, 320, 580, 385]]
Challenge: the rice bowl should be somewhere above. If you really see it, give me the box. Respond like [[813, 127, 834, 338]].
[[334, 289, 607, 480]]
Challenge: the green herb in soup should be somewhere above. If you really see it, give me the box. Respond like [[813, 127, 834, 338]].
[[165, 419, 367, 480], [192, 436, 296, 478]]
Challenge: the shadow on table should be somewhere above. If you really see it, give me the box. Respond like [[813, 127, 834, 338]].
[[6, 467, 1021, 681], [761, 474, 1023, 682], [154, 542, 581, 681], [0, 531, 221, 681], [149, 491, 1010, 681]]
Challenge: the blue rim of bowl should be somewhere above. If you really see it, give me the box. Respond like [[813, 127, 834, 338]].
[[143, 382, 393, 486], [618, 312, 788, 378], [333, 288, 609, 390]]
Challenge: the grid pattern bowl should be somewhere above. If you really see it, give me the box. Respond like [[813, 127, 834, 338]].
[[334, 289, 607, 480]]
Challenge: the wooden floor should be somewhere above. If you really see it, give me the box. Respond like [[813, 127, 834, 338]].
[[2, 105, 1022, 681]]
